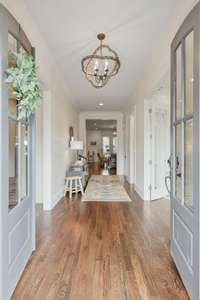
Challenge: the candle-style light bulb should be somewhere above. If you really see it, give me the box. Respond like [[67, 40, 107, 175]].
[[94, 60, 99, 70], [104, 60, 109, 74]]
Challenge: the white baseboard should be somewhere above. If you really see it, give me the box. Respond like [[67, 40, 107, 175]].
[[44, 188, 63, 211], [52, 189, 63, 209], [125, 175, 129, 182], [126, 175, 134, 185], [134, 184, 144, 200]]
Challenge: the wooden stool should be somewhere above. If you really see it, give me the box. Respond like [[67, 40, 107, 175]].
[[64, 176, 84, 199]]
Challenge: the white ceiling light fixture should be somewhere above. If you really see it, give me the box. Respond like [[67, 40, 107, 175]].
[[99, 102, 104, 106], [81, 33, 120, 88]]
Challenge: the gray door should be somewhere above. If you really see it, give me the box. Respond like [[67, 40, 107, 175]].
[[0, 5, 35, 300], [171, 3, 200, 299]]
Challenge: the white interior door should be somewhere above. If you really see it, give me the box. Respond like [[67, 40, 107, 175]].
[[0, 5, 35, 300], [146, 100, 170, 200], [171, 3, 200, 299], [151, 105, 170, 199]]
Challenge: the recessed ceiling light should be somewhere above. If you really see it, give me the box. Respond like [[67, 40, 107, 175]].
[[99, 103, 104, 106]]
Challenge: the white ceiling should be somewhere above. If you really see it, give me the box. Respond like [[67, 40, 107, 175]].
[[25, 0, 182, 111]]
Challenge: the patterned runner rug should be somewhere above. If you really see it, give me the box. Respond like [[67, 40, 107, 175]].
[[82, 175, 132, 202]]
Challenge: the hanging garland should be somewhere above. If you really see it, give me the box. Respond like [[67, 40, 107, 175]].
[[6, 50, 42, 120]]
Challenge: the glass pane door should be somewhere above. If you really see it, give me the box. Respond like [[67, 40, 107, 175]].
[[170, 4, 199, 297], [0, 5, 35, 299]]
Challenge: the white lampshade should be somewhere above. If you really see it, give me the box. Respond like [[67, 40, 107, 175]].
[[70, 140, 83, 150]]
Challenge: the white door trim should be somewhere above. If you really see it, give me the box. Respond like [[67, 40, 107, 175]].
[[129, 108, 136, 184]]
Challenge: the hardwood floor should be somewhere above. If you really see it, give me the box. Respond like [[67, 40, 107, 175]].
[[88, 162, 116, 176], [11, 164, 189, 300]]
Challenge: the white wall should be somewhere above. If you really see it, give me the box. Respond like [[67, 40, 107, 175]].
[[1, 0, 79, 209], [124, 1, 198, 200], [51, 84, 78, 208], [125, 101, 144, 198], [35, 101, 44, 204]]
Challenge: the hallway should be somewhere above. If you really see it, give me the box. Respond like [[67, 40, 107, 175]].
[[11, 169, 188, 299], [0, 1, 199, 299]]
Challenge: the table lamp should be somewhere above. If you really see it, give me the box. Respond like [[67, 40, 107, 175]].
[[70, 140, 83, 160]]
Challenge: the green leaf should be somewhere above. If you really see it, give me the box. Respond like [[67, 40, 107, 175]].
[[5, 49, 42, 121]]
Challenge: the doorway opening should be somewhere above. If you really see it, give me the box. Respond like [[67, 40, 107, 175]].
[[86, 119, 117, 175]]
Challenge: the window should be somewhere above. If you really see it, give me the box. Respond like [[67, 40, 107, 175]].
[[102, 136, 110, 154], [113, 136, 117, 153]]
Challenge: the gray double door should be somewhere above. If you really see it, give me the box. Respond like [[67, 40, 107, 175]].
[[0, 5, 35, 300], [171, 2, 200, 299]]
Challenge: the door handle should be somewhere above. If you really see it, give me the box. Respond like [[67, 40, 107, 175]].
[[165, 175, 171, 194], [165, 155, 172, 193], [167, 157, 171, 168], [176, 172, 182, 178]]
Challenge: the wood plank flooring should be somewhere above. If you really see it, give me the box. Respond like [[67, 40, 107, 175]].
[[11, 165, 189, 300]]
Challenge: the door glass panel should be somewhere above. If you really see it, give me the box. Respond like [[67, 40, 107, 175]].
[[8, 33, 18, 119], [8, 33, 18, 211], [175, 124, 182, 200], [176, 45, 182, 120], [9, 120, 18, 210], [184, 119, 193, 209], [20, 123, 29, 200], [8, 33, 17, 53], [185, 31, 194, 115], [20, 45, 28, 54]]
